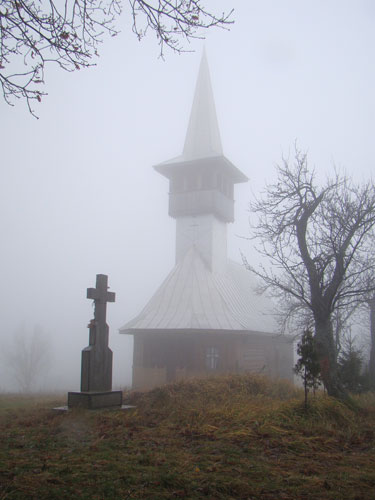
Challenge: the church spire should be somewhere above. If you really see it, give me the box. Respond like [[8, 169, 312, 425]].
[[182, 50, 223, 160], [153, 50, 248, 271]]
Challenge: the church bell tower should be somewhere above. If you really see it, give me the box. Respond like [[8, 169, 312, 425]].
[[120, 52, 294, 391], [154, 52, 248, 273]]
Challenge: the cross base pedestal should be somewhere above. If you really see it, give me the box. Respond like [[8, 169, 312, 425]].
[[68, 390, 123, 409]]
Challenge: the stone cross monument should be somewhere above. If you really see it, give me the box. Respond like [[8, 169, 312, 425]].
[[68, 274, 123, 409]]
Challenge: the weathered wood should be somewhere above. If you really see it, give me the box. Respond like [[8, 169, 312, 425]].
[[132, 332, 294, 390]]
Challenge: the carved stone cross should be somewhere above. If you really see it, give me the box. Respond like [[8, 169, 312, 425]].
[[68, 274, 123, 409], [81, 274, 115, 393], [87, 274, 116, 326]]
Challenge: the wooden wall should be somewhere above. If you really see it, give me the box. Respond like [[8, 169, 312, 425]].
[[132, 331, 294, 390]]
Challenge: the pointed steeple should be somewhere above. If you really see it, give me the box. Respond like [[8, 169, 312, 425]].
[[154, 50, 248, 186], [182, 50, 223, 160]]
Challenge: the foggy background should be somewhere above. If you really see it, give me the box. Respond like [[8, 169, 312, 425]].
[[1, 0, 374, 392]]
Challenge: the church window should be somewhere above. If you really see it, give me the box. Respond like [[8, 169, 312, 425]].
[[216, 172, 222, 191], [171, 176, 184, 192], [186, 173, 198, 191], [201, 170, 212, 190], [222, 177, 229, 197], [206, 346, 219, 370]]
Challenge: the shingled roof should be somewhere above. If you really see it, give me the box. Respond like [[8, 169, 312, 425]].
[[119, 247, 277, 335]]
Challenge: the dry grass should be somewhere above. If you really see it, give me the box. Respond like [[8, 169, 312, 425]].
[[0, 393, 65, 411], [1, 374, 374, 499]]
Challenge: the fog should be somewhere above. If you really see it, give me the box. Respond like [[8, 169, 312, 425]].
[[1, 0, 374, 392]]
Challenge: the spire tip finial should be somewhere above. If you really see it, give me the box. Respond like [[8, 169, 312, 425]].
[[182, 51, 223, 159]]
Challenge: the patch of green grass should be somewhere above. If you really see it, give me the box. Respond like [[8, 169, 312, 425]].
[[1, 374, 375, 499], [0, 393, 65, 411]]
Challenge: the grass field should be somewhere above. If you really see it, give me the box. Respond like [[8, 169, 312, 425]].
[[1, 374, 375, 499]]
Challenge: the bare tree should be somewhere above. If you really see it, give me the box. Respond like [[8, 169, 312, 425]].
[[0, 0, 233, 116], [277, 293, 358, 361], [3, 326, 51, 393], [244, 149, 375, 398]]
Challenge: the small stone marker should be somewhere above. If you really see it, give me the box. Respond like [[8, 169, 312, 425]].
[[68, 274, 123, 409]]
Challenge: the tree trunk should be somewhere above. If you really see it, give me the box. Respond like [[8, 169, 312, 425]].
[[368, 297, 375, 389], [314, 317, 345, 398]]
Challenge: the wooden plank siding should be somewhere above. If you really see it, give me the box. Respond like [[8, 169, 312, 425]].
[[132, 332, 294, 390]]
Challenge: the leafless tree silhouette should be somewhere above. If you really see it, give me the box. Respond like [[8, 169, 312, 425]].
[[244, 148, 375, 398], [3, 326, 51, 393], [0, 0, 233, 116]]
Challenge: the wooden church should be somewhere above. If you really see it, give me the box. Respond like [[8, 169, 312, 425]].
[[120, 53, 293, 390]]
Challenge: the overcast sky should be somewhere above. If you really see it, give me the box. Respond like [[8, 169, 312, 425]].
[[1, 1, 374, 391]]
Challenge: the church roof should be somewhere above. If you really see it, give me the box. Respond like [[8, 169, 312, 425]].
[[154, 52, 248, 184], [183, 49, 223, 160], [119, 247, 278, 335]]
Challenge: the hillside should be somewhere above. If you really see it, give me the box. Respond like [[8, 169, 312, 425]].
[[1, 374, 375, 499]]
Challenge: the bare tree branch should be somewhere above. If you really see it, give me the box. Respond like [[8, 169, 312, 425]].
[[130, 0, 233, 55], [244, 148, 375, 397], [1, 0, 233, 116]]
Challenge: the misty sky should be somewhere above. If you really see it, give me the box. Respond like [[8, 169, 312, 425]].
[[1, 1, 375, 391]]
